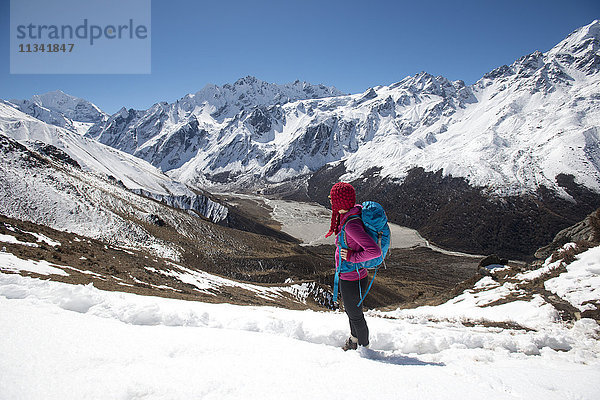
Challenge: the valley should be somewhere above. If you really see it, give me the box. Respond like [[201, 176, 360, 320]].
[[217, 192, 483, 309]]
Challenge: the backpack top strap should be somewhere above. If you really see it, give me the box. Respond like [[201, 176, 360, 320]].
[[339, 214, 361, 248]]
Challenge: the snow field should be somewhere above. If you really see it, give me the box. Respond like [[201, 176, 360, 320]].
[[0, 252, 69, 277], [545, 246, 600, 312], [1, 271, 599, 399]]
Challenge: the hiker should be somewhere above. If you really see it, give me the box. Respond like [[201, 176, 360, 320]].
[[325, 182, 382, 351]]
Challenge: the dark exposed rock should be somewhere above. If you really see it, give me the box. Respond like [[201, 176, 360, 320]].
[[106, 175, 126, 189], [30, 141, 81, 169], [535, 208, 600, 259], [482, 65, 511, 80], [247, 107, 272, 134], [148, 214, 167, 227]]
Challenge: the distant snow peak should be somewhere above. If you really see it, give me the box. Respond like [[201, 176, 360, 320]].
[[191, 75, 344, 120], [9, 90, 107, 135], [24, 89, 106, 123], [84, 76, 345, 172], [93, 26, 600, 195]]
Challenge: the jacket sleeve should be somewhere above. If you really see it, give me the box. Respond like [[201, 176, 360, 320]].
[[345, 219, 382, 263]]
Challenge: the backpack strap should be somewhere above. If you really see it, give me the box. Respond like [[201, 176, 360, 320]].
[[334, 247, 373, 307], [338, 215, 361, 249], [333, 246, 342, 305], [333, 215, 361, 305], [357, 268, 378, 307], [356, 237, 388, 306]]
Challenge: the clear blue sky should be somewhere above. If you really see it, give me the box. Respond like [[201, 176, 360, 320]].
[[1, 0, 598, 114]]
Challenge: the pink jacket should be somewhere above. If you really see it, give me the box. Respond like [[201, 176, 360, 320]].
[[335, 205, 382, 281]]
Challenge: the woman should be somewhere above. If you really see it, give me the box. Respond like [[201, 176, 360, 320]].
[[325, 182, 382, 351]]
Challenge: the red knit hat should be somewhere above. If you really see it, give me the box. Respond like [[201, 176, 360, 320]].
[[325, 182, 356, 238]]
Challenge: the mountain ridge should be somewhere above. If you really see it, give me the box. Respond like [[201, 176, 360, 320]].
[[81, 76, 344, 171], [74, 20, 600, 197]]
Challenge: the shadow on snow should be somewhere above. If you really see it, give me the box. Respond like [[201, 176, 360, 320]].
[[358, 348, 445, 366]]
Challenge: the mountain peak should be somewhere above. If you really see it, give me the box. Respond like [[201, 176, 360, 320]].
[[8, 90, 106, 128], [548, 20, 600, 59], [32, 89, 83, 105], [389, 71, 460, 98], [234, 76, 261, 86], [185, 76, 343, 120], [47, 89, 67, 96]]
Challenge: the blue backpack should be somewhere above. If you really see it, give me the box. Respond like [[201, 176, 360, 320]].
[[333, 201, 391, 307]]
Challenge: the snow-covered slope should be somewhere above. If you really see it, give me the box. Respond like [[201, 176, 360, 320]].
[[0, 101, 227, 222], [85, 76, 344, 171], [0, 135, 324, 283], [9, 90, 107, 134], [1, 243, 599, 399], [85, 21, 600, 196], [0, 134, 182, 259]]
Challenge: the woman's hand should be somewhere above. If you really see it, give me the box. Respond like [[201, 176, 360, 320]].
[[340, 248, 349, 261]]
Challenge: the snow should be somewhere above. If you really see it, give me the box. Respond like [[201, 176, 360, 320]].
[[0, 101, 229, 223], [376, 245, 600, 334], [71, 120, 95, 135], [1, 271, 599, 399], [0, 233, 39, 247], [14, 89, 107, 124], [547, 19, 600, 59], [545, 246, 600, 312], [513, 244, 573, 282], [4, 24, 599, 197], [0, 251, 69, 276], [25, 231, 61, 247], [0, 101, 190, 197], [146, 263, 322, 303], [1, 20, 600, 399], [377, 285, 559, 331], [0, 241, 321, 302]]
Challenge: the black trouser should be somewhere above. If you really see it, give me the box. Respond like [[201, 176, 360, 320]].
[[340, 276, 369, 346]]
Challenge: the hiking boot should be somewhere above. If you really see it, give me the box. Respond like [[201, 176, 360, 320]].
[[342, 336, 358, 351]]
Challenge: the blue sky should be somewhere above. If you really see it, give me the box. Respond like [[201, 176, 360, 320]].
[[1, 0, 598, 114]]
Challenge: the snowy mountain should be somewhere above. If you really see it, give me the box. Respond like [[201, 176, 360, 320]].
[[85, 76, 344, 171], [86, 21, 600, 197], [9, 90, 108, 135], [2, 118, 599, 398], [0, 100, 227, 222]]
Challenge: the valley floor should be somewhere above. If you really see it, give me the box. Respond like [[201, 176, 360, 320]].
[[1, 272, 599, 400]]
